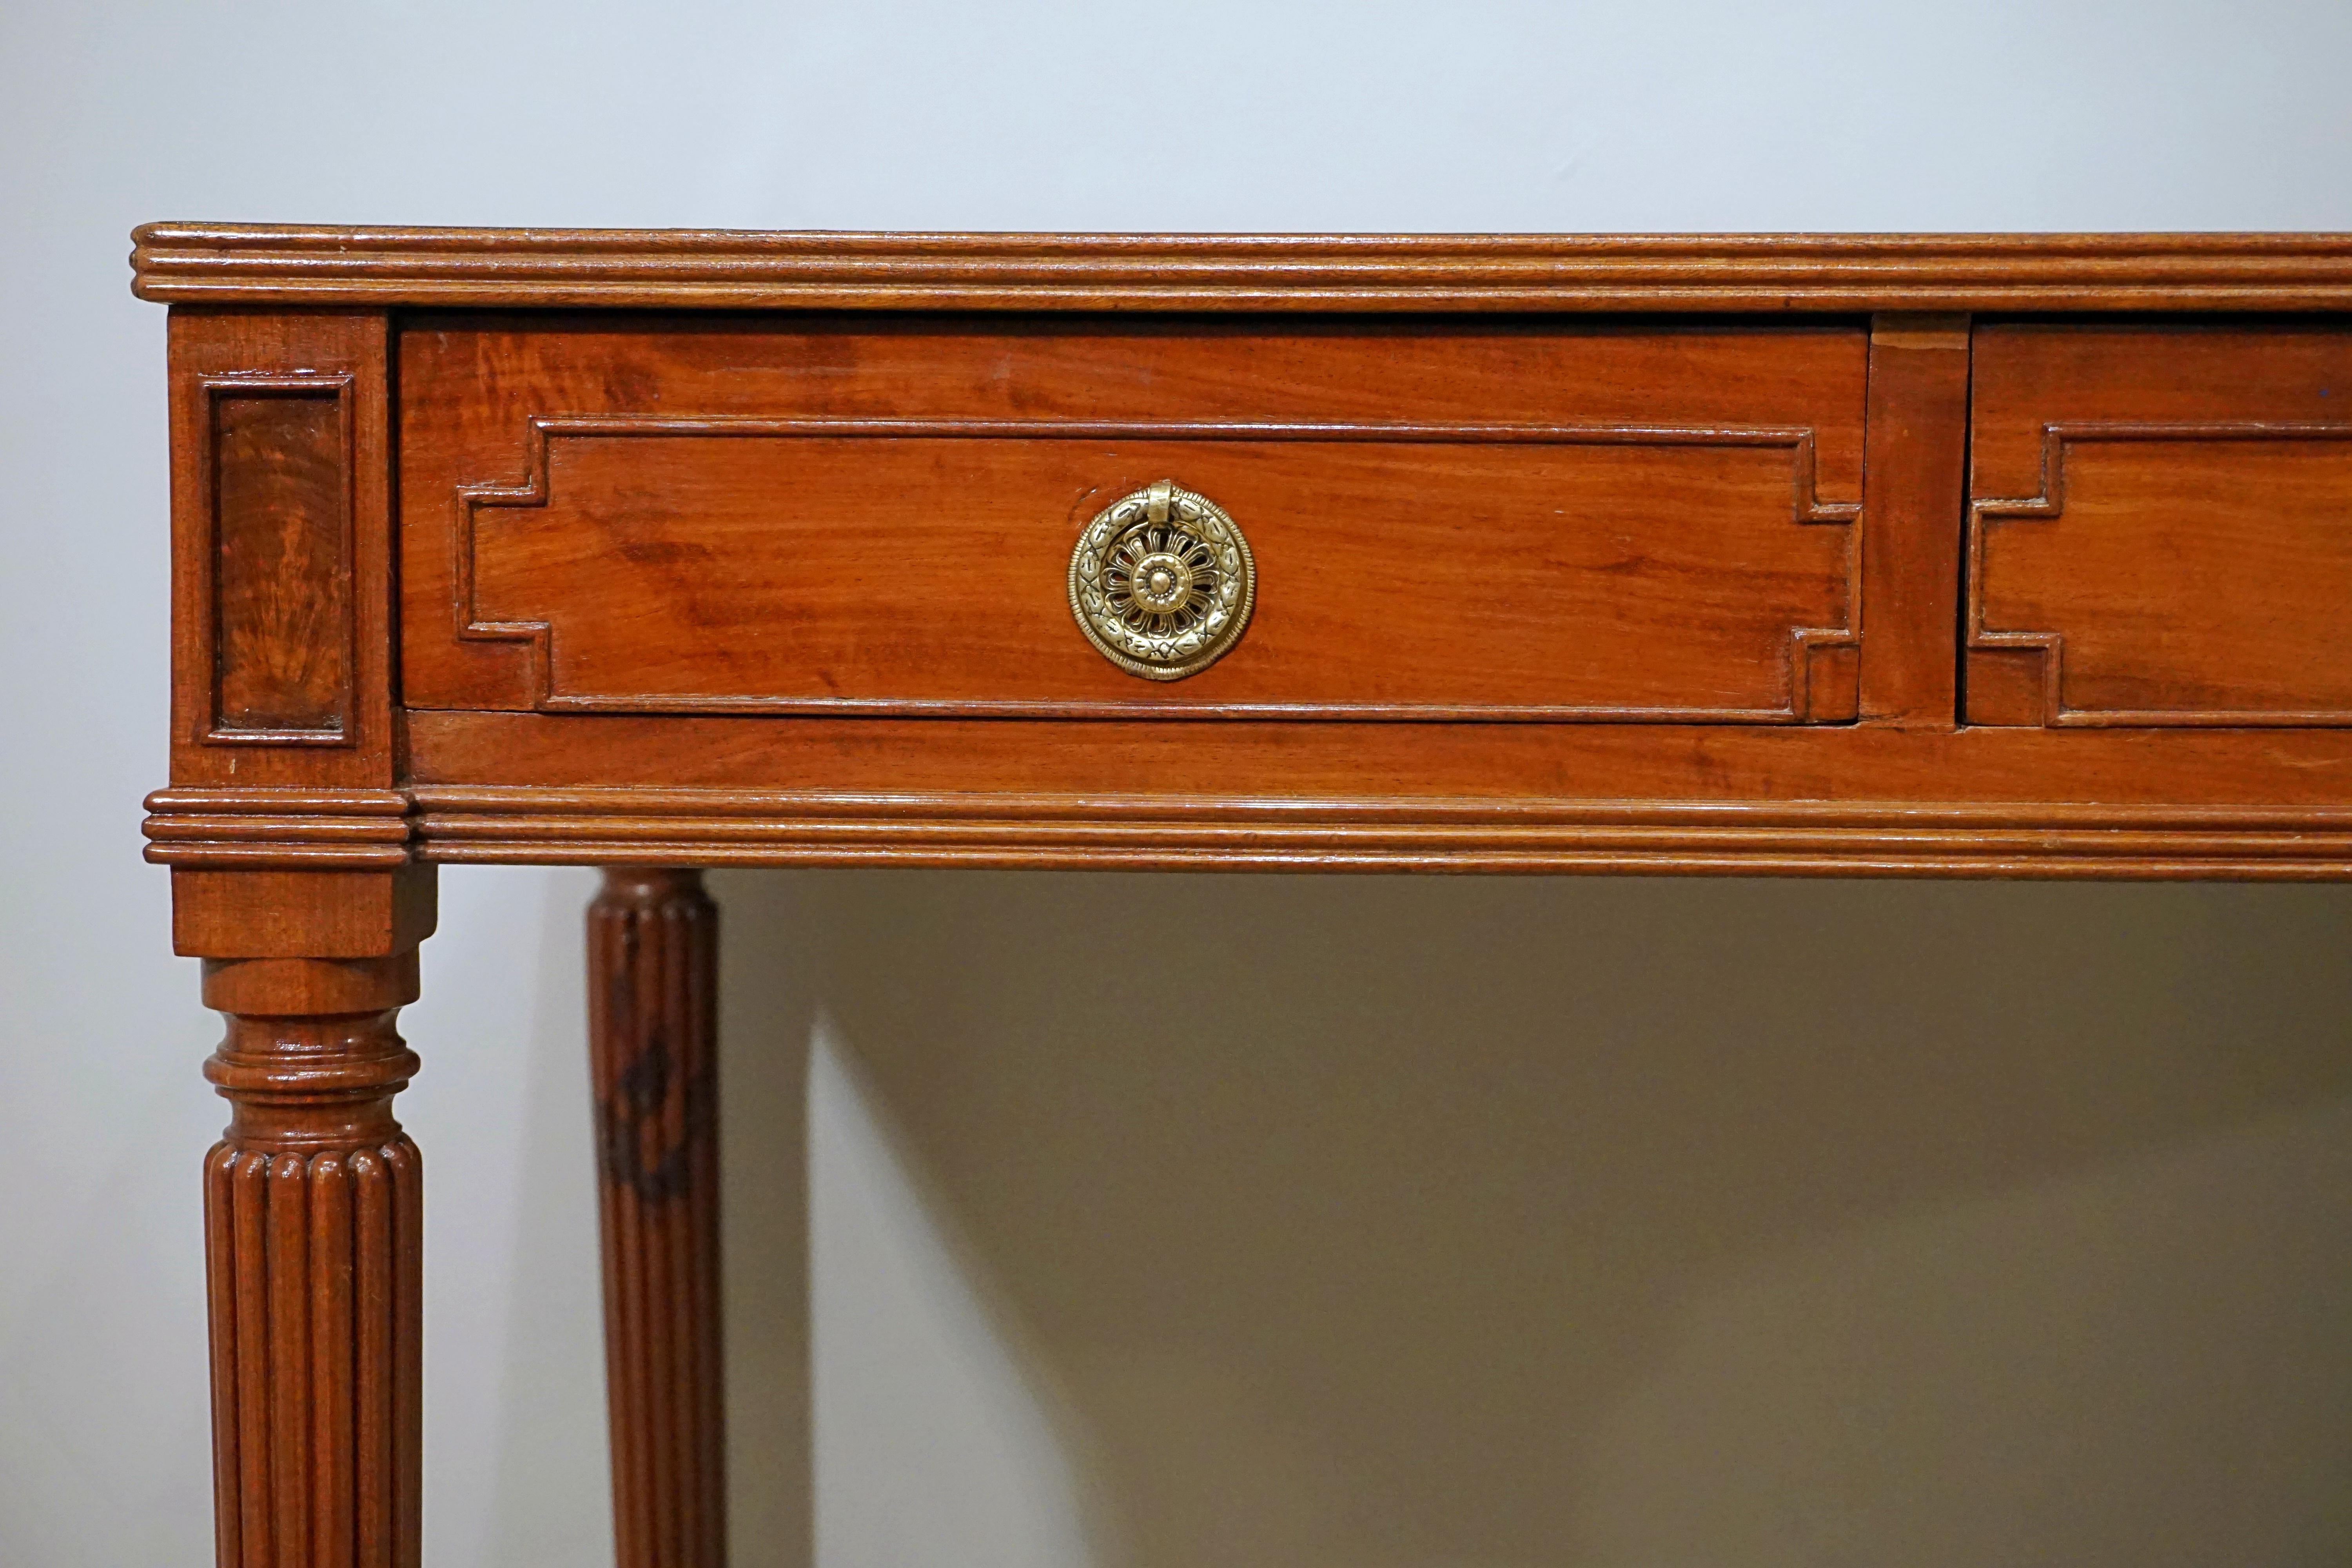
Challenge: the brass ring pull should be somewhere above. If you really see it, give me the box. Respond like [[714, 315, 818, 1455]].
[[1068, 479, 1257, 680]]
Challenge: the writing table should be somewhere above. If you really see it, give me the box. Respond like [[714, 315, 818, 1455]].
[[131, 224, 2352, 1565]]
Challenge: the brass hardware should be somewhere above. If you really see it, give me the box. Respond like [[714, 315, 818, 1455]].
[[1068, 479, 1256, 679]]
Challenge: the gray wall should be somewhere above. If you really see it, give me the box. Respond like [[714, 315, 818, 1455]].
[[4, 4, 2350, 1564]]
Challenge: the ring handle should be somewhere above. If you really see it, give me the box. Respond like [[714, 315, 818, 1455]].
[[1067, 480, 1256, 681]]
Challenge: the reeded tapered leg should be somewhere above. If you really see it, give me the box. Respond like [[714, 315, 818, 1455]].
[[200, 951, 424, 1568], [589, 869, 725, 1568], [151, 304, 423, 1565]]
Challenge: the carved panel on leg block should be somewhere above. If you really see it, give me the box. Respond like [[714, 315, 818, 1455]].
[[205, 381, 356, 742], [589, 869, 725, 1568], [167, 310, 393, 791]]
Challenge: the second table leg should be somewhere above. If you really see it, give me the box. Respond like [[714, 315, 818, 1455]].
[[588, 869, 726, 1568]]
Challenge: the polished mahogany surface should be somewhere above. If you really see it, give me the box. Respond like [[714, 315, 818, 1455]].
[[1967, 321, 2352, 726], [401, 316, 1869, 723], [132, 226, 2352, 1568]]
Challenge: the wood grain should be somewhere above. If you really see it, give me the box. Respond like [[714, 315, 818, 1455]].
[[132, 226, 2352, 312], [384, 712, 2352, 876], [207, 384, 352, 739], [402, 317, 1868, 719], [1858, 314, 1969, 726], [402, 710, 2352, 806], [169, 310, 394, 787], [588, 871, 726, 1568], [1969, 323, 2352, 725], [456, 420, 1856, 721]]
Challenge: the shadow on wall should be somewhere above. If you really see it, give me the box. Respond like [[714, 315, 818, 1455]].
[[712, 873, 2352, 1568]]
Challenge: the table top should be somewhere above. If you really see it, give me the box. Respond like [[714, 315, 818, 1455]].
[[130, 224, 2352, 313]]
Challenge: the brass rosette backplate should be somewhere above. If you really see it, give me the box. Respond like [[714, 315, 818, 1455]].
[[1068, 479, 1256, 680]]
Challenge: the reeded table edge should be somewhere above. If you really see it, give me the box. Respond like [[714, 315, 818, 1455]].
[[130, 224, 2352, 312], [140, 785, 2352, 880]]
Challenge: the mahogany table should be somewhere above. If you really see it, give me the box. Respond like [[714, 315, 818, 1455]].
[[132, 224, 2352, 1566]]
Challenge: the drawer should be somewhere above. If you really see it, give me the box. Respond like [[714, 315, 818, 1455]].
[[1968, 322, 2352, 725], [401, 318, 1868, 722]]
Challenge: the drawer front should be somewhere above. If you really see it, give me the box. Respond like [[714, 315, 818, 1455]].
[[401, 319, 1867, 721], [1969, 323, 2352, 726]]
